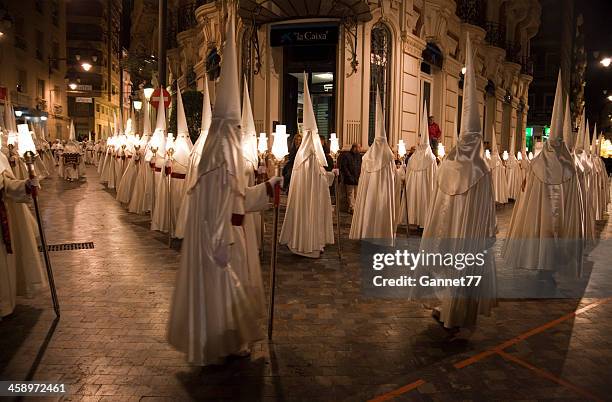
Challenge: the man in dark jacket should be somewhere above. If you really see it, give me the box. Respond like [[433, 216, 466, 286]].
[[339, 143, 362, 213]]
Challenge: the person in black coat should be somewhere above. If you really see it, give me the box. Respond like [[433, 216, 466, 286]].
[[339, 143, 362, 213]]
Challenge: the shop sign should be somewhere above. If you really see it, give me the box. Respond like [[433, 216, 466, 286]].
[[271, 24, 338, 47]]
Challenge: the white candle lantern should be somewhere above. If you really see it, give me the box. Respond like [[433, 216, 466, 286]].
[[502, 150, 509, 161], [437, 142, 446, 158], [17, 124, 37, 157], [329, 132, 340, 156], [398, 139, 407, 158], [257, 132, 268, 155], [517, 151, 522, 160], [271, 125, 289, 160]]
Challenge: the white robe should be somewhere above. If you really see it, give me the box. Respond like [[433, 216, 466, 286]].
[[0, 171, 47, 317], [279, 153, 335, 258], [489, 154, 509, 204], [167, 168, 269, 365], [116, 153, 138, 204], [349, 157, 397, 240], [503, 144, 583, 277], [151, 156, 169, 232], [400, 146, 438, 227], [127, 152, 152, 214], [505, 155, 522, 200], [175, 133, 207, 240]]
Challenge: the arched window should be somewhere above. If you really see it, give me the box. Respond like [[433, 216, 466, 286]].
[[368, 23, 392, 145]]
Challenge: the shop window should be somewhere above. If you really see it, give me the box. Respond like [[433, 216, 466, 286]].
[[368, 22, 392, 145]]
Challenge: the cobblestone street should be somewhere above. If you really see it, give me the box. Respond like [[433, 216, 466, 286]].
[[1, 166, 611, 401]]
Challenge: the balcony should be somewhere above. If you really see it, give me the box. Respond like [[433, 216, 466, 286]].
[[484, 21, 505, 48], [456, 0, 485, 28], [10, 90, 32, 108]]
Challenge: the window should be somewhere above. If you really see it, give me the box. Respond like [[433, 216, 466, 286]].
[[17, 69, 27, 92], [544, 93, 554, 111], [96, 104, 100, 113], [368, 22, 392, 145], [51, 0, 59, 26], [37, 79, 45, 99], [14, 16, 26, 50], [36, 30, 44, 60], [51, 42, 60, 70], [35, 0, 44, 14]]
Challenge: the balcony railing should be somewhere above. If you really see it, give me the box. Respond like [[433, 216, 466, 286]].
[[10, 90, 32, 107], [456, 0, 485, 28], [484, 21, 505, 48]]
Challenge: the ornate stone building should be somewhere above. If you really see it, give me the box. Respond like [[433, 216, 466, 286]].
[[154, 0, 541, 152]]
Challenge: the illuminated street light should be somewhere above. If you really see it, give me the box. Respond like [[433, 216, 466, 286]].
[[461, 66, 466, 75], [81, 62, 92, 71], [41, 116, 47, 121], [14, 110, 23, 117], [607, 95, 612, 102], [68, 82, 77, 90], [601, 57, 611, 67]]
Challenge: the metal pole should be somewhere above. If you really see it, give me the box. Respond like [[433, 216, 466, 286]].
[[404, 169, 410, 237], [151, 150, 157, 216], [166, 149, 174, 247], [267, 162, 282, 340], [333, 155, 341, 259], [24, 152, 60, 317], [158, 0, 168, 88]]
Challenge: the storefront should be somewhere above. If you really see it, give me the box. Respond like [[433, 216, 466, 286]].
[[169, 0, 539, 153]]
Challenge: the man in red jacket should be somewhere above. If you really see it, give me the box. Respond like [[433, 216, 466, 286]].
[[428, 115, 442, 156]]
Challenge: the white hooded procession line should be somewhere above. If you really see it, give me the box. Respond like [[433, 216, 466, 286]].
[[489, 127, 508, 204]]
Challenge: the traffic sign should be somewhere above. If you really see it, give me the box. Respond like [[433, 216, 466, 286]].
[[150, 88, 171, 109]]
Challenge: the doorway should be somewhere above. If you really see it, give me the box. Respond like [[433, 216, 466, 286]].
[[283, 44, 336, 139]]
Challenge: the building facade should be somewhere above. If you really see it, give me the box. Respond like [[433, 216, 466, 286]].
[[157, 0, 541, 153], [0, 0, 68, 140], [66, 0, 126, 140]]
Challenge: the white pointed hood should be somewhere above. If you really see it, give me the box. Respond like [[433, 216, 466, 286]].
[[436, 33, 489, 195], [489, 126, 503, 168], [241, 76, 259, 168], [196, 11, 245, 190], [173, 85, 192, 171], [590, 123, 597, 155], [562, 96, 574, 151], [407, 102, 437, 172], [362, 89, 394, 172], [530, 69, 575, 184], [69, 120, 76, 141], [294, 72, 327, 168], [201, 75, 212, 133], [176, 83, 193, 148], [146, 93, 167, 161], [143, 97, 152, 136]]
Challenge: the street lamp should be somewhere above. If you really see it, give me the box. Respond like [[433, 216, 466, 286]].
[[601, 57, 611, 67], [607, 95, 612, 102], [68, 82, 77, 90], [81, 62, 92, 71]]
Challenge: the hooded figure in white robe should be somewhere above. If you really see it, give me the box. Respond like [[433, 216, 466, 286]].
[[167, 13, 277, 365], [165, 84, 192, 237], [279, 72, 335, 258], [175, 76, 212, 238], [400, 103, 438, 228], [349, 90, 397, 240], [488, 127, 508, 204], [503, 71, 583, 278], [0, 151, 47, 317], [417, 35, 497, 331], [31, 131, 49, 180], [505, 126, 521, 200], [128, 98, 154, 214], [589, 124, 604, 221], [60, 121, 84, 181], [593, 133, 609, 219], [4, 107, 29, 181], [116, 118, 139, 205], [150, 102, 169, 232], [574, 113, 595, 240], [240, 76, 264, 248]]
